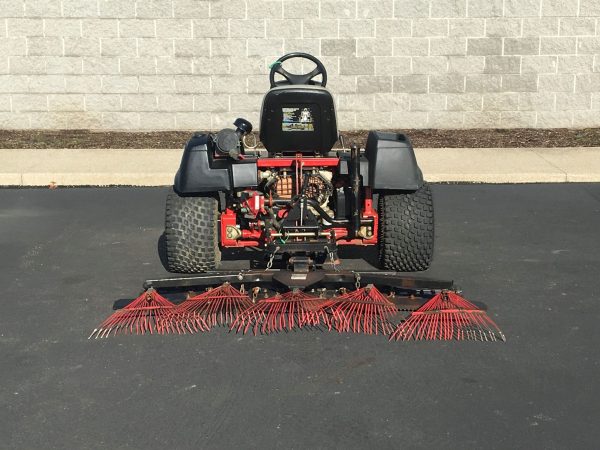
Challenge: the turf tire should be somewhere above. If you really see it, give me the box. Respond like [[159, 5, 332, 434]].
[[378, 182, 434, 272], [164, 190, 221, 273]]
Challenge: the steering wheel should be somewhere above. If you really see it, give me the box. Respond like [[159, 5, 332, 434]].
[[269, 52, 327, 88]]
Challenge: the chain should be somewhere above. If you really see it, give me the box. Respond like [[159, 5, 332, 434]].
[[266, 246, 280, 270], [324, 246, 340, 272], [353, 271, 361, 290]]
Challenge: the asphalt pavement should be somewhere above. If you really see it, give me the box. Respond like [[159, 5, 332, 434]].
[[1, 184, 599, 449]]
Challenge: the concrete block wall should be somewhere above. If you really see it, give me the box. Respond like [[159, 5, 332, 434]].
[[0, 0, 599, 130]]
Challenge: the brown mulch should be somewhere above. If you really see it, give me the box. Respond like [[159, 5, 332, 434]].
[[1, 128, 600, 149]]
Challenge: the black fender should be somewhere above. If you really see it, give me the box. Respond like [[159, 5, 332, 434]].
[[173, 134, 258, 195], [364, 131, 424, 191]]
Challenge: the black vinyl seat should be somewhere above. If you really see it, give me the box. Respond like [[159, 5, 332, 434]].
[[259, 85, 338, 155]]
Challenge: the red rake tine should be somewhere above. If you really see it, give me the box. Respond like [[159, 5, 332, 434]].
[[89, 289, 176, 339]]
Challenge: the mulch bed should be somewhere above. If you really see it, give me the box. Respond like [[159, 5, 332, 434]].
[[1, 128, 600, 149]]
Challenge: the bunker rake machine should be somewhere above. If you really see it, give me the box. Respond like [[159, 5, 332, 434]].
[[91, 53, 504, 342]]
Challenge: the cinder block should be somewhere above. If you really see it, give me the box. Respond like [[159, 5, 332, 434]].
[[339, 20, 375, 38], [576, 37, 600, 55], [267, 20, 301, 38], [192, 57, 230, 75], [540, 37, 576, 55], [156, 19, 192, 39], [247, 1, 283, 19], [157, 94, 192, 111], [337, 94, 374, 111], [118, 19, 155, 37], [411, 57, 448, 74], [212, 39, 246, 57], [28, 75, 65, 93], [500, 111, 537, 127], [483, 93, 519, 111], [390, 110, 428, 128], [374, 57, 410, 76], [156, 57, 192, 74], [357, 38, 392, 57], [101, 75, 138, 93], [427, 111, 464, 128], [375, 19, 411, 38], [429, 74, 465, 93], [522, 18, 559, 37], [3, 0, 25, 17], [559, 18, 596, 36], [284, 0, 319, 18], [572, 111, 600, 127], [44, 18, 82, 37], [175, 112, 211, 130], [11, 93, 48, 111], [393, 74, 428, 93], [0, 112, 30, 128], [409, 94, 446, 111], [83, 56, 119, 74], [358, 0, 393, 18], [467, 38, 502, 55], [483, 56, 521, 74], [327, 75, 357, 93], [64, 75, 102, 93], [446, 93, 482, 110], [302, 19, 338, 38], [246, 75, 270, 93], [284, 39, 320, 55], [62, 0, 100, 18], [501, 74, 538, 92], [98, 0, 136, 18], [46, 56, 82, 74], [592, 94, 600, 110], [392, 38, 428, 57], [412, 19, 448, 38], [173, 0, 210, 18], [521, 55, 557, 73], [0, 57, 8, 75], [393, 0, 430, 18], [448, 56, 485, 74], [82, 19, 119, 37], [467, 0, 503, 17], [355, 111, 391, 129], [9, 56, 46, 74], [27, 37, 62, 56], [48, 94, 84, 111], [7, 18, 44, 36], [230, 93, 265, 111], [193, 19, 229, 38], [341, 57, 375, 75], [535, 111, 573, 127], [373, 93, 409, 111], [503, 38, 540, 55], [575, 74, 600, 93], [102, 111, 140, 129], [247, 38, 283, 56], [321, 0, 357, 19], [174, 75, 211, 93], [431, 0, 467, 18], [557, 55, 593, 74], [0, 38, 26, 55], [139, 75, 175, 93], [120, 57, 156, 74], [29, 111, 102, 129], [485, 19, 521, 37], [518, 93, 555, 111], [579, 0, 600, 16], [463, 111, 500, 127], [538, 74, 574, 92], [211, 75, 247, 93], [449, 19, 484, 37], [64, 38, 101, 57], [430, 38, 467, 56], [357, 76, 392, 94], [174, 38, 210, 56], [555, 92, 591, 110], [542, 0, 578, 16], [84, 93, 121, 111], [504, 0, 541, 17], [136, 0, 174, 18], [101, 38, 136, 57], [465, 74, 502, 92], [138, 38, 174, 56], [322, 39, 356, 57], [193, 94, 229, 112], [121, 94, 157, 111]]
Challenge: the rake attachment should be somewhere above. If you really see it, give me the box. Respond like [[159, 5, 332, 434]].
[[170, 283, 252, 333], [231, 289, 331, 335], [389, 291, 505, 342], [325, 285, 397, 335], [89, 288, 176, 339]]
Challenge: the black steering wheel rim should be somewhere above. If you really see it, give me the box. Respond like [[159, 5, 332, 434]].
[[269, 52, 327, 88]]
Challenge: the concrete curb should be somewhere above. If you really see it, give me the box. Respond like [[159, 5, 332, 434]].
[[1, 147, 599, 186]]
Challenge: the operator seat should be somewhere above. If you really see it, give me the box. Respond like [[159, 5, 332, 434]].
[[259, 85, 338, 156]]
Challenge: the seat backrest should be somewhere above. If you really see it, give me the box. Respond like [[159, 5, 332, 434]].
[[259, 86, 338, 155]]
